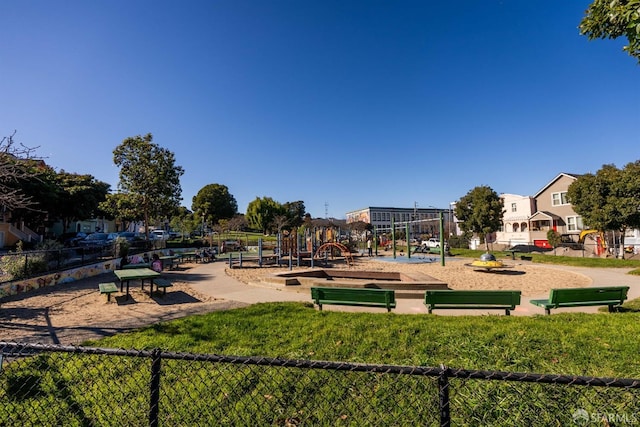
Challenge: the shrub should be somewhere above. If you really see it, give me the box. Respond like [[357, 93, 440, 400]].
[[0, 244, 48, 281], [448, 234, 470, 249]]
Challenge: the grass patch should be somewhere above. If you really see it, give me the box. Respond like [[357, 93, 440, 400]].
[[451, 248, 640, 269], [81, 302, 640, 376], [4, 303, 640, 424]]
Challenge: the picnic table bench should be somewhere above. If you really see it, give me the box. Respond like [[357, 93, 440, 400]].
[[311, 287, 396, 312], [98, 282, 119, 302], [152, 278, 173, 296], [424, 290, 522, 315], [530, 286, 630, 315]]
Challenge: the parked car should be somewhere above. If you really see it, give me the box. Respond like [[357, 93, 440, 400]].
[[151, 230, 170, 240], [420, 238, 449, 251], [77, 232, 111, 248], [559, 234, 583, 250], [506, 244, 552, 253], [60, 232, 88, 247], [421, 238, 442, 248]]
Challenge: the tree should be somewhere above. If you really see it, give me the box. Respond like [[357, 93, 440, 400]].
[[245, 197, 285, 234], [568, 162, 640, 258], [99, 193, 143, 232], [9, 161, 59, 229], [580, 0, 640, 62], [1, 131, 41, 211], [547, 230, 562, 255], [54, 172, 111, 232], [169, 206, 197, 241], [455, 186, 504, 252], [191, 183, 238, 226], [282, 201, 306, 228], [113, 133, 184, 237]]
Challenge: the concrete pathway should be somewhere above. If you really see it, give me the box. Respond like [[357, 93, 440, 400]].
[[171, 260, 640, 316]]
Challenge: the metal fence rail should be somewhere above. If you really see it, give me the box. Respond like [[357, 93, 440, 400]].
[[0, 245, 157, 285], [1, 342, 639, 426]]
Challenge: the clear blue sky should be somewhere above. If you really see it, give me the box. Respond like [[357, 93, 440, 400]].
[[2, 1, 638, 219]]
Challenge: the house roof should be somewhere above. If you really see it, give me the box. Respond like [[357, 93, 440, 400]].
[[529, 211, 561, 221], [532, 173, 581, 199]]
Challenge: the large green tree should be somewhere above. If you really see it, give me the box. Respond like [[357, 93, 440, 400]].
[[568, 162, 640, 257], [245, 196, 285, 234], [99, 193, 143, 232], [53, 172, 111, 232], [113, 133, 184, 237], [580, 0, 640, 62], [455, 186, 504, 252], [191, 183, 238, 226], [283, 201, 306, 229]]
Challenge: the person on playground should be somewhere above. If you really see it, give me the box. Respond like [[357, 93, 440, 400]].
[[367, 239, 373, 257], [151, 253, 162, 273]]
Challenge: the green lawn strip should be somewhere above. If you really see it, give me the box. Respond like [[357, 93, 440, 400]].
[[79, 302, 640, 377], [451, 248, 640, 269]]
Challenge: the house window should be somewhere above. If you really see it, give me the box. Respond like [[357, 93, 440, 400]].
[[511, 203, 517, 212], [521, 222, 527, 232], [552, 192, 569, 206], [567, 216, 583, 231], [513, 223, 519, 232]]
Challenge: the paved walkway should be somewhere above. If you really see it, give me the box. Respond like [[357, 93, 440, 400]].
[[173, 260, 640, 316]]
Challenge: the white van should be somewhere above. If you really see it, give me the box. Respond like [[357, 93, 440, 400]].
[[151, 230, 170, 240]]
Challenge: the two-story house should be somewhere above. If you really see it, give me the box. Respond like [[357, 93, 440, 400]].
[[495, 173, 600, 253], [496, 193, 536, 247], [527, 173, 583, 248]]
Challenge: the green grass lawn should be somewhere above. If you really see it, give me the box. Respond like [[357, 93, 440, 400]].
[[5, 303, 640, 424], [80, 302, 640, 378]]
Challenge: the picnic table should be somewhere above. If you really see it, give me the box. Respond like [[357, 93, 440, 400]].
[[113, 268, 161, 300], [178, 251, 198, 263], [159, 255, 180, 270], [122, 262, 151, 270]]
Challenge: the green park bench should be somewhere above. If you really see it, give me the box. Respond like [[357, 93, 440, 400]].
[[311, 287, 396, 312], [153, 278, 174, 296], [98, 282, 119, 302], [424, 290, 522, 315], [530, 286, 629, 315]]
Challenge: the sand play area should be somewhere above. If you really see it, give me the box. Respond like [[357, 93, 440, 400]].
[[0, 257, 591, 345]]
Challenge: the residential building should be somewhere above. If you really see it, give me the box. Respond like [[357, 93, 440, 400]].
[[528, 173, 582, 248], [345, 206, 452, 239], [496, 194, 536, 246]]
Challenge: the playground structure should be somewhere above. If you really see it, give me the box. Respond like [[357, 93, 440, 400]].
[[373, 213, 447, 266], [579, 229, 606, 255], [465, 252, 514, 272], [228, 226, 357, 269]]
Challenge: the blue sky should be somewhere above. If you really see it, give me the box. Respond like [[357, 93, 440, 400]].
[[2, 1, 638, 219]]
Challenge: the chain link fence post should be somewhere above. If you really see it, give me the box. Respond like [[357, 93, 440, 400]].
[[149, 348, 162, 427], [439, 364, 450, 426]]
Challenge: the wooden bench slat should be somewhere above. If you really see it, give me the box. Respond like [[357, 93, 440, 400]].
[[424, 290, 522, 315], [530, 286, 629, 315], [311, 287, 396, 312]]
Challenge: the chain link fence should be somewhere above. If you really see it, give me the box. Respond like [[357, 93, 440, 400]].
[[1, 342, 640, 426]]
